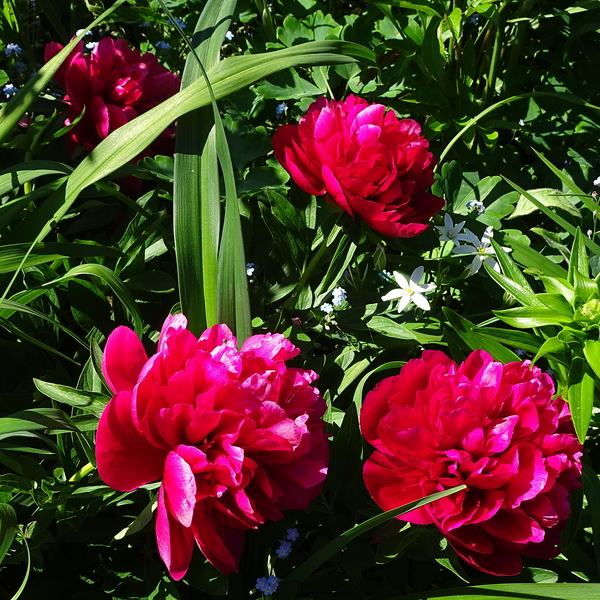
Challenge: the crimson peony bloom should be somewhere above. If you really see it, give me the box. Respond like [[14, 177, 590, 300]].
[[361, 349, 583, 576], [272, 95, 444, 238], [45, 37, 180, 154], [96, 315, 328, 579]]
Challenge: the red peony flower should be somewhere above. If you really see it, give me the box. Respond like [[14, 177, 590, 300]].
[[96, 315, 328, 579], [45, 38, 180, 154], [272, 95, 444, 238], [361, 349, 583, 576]]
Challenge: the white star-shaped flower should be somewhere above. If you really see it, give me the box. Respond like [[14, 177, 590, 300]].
[[381, 266, 436, 312], [434, 213, 471, 246], [451, 226, 510, 276]]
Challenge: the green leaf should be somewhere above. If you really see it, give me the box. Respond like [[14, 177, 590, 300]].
[[323, 403, 363, 508], [506, 238, 568, 279], [503, 177, 600, 258], [42, 264, 143, 335], [584, 339, 600, 381], [566, 356, 594, 443], [33, 380, 110, 416], [530, 336, 567, 366], [483, 263, 544, 309], [352, 361, 404, 414], [0, 243, 123, 274], [489, 238, 536, 294], [473, 327, 542, 353], [442, 308, 519, 363], [494, 306, 573, 328], [0, 503, 17, 565], [172, 0, 236, 334], [375, 0, 443, 18], [510, 188, 581, 219], [279, 485, 466, 590], [421, 18, 446, 86], [0, 408, 79, 439], [570, 228, 590, 277], [114, 496, 157, 540], [0, 161, 71, 196], [367, 316, 417, 340], [540, 276, 575, 304], [395, 583, 600, 600], [536, 293, 575, 317]]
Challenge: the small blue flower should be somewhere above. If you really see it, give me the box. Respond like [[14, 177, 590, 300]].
[[140, 21, 150, 27], [255, 577, 268, 591], [267, 575, 279, 587], [331, 287, 347, 306], [225, 30, 235, 41], [286, 527, 299, 541], [320, 302, 334, 314], [514, 348, 528, 358], [154, 41, 171, 50], [546, 368, 555, 377], [276, 540, 292, 558], [275, 102, 288, 118], [468, 13, 479, 24], [15, 61, 27, 74], [168, 16, 186, 28], [4, 43, 22, 57], [246, 262, 256, 277], [3, 83, 19, 99], [85, 41, 98, 51], [466, 199, 485, 215]]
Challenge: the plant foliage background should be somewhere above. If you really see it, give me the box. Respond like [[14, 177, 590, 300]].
[[1, 0, 600, 598]]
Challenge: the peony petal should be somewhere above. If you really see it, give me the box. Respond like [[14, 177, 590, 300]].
[[156, 485, 195, 580], [163, 451, 197, 527], [102, 326, 148, 393], [96, 391, 167, 491]]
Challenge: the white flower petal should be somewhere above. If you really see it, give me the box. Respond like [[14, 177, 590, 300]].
[[382, 290, 404, 301], [418, 283, 437, 294], [444, 213, 453, 229], [397, 295, 412, 312], [485, 256, 500, 272], [462, 229, 480, 246], [392, 271, 409, 289], [470, 255, 485, 274], [412, 293, 431, 311], [453, 245, 477, 255]]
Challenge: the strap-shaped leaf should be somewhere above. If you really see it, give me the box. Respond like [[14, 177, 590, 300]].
[[172, 0, 237, 334]]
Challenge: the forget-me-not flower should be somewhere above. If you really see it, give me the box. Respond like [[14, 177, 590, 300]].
[[154, 41, 171, 50], [4, 43, 22, 57]]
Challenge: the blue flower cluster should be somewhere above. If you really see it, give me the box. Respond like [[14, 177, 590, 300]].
[[154, 41, 171, 50], [168, 16, 186, 28], [255, 575, 279, 596], [4, 43, 22, 57]]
